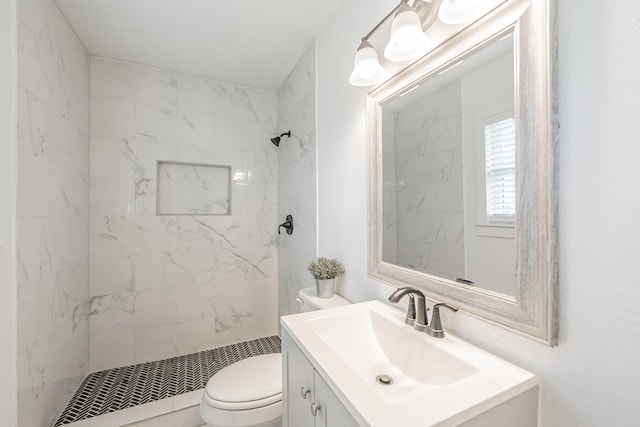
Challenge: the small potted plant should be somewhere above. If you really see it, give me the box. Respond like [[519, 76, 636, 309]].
[[307, 257, 345, 298]]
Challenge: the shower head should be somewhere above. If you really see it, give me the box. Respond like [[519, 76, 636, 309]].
[[271, 131, 291, 147]]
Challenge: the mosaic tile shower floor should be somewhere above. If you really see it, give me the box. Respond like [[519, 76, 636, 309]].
[[54, 335, 281, 426]]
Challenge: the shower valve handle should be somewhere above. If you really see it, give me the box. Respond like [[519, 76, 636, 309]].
[[278, 214, 294, 235]]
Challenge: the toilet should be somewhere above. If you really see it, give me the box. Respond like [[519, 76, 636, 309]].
[[199, 288, 350, 427]]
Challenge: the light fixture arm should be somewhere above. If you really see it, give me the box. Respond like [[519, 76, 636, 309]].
[[417, 0, 443, 31], [360, 1, 442, 43], [350, 0, 445, 87], [361, 1, 408, 43]]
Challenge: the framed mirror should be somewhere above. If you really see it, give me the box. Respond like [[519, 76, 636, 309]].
[[368, 0, 558, 345]]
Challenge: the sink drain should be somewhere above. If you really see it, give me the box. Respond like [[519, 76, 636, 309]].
[[376, 374, 393, 385]]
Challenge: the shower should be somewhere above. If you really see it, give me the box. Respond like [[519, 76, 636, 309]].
[[271, 131, 291, 147]]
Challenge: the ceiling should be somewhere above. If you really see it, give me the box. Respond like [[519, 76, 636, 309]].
[[55, 0, 345, 91]]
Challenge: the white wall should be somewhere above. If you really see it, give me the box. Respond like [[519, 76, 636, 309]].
[[88, 58, 279, 371], [317, 0, 640, 425], [277, 44, 318, 316], [0, 0, 18, 425]]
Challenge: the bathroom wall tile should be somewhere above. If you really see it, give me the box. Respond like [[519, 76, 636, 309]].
[[16, 217, 50, 284], [48, 264, 89, 326], [90, 97, 135, 139], [89, 58, 278, 368], [132, 311, 277, 364], [18, 214, 87, 294], [278, 45, 316, 109], [18, 0, 62, 112], [175, 145, 249, 170], [18, 86, 88, 173], [162, 216, 248, 252], [17, 155, 49, 217], [176, 77, 259, 120], [90, 137, 176, 179], [89, 289, 178, 335], [90, 177, 157, 216], [277, 43, 317, 317], [175, 279, 276, 324], [249, 150, 277, 184], [90, 57, 177, 108], [90, 331, 135, 372], [176, 75, 277, 132], [90, 254, 137, 296], [16, 277, 50, 404], [90, 251, 172, 297], [135, 104, 216, 147], [133, 322, 214, 364], [54, 36, 89, 133], [17, 382, 51, 427], [48, 301, 89, 381], [89, 293, 136, 335], [90, 215, 166, 258], [48, 163, 89, 216], [17, 0, 90, 425], [247, 183, 278, 219], [278, 249, 315, 316], [246, 215, 279, 251], [159, 250, 218, 288], [214, 116, 272, 153], [132, 289, 179, 329], [18, 0, 89, 132], [278, 212, 316, 258]]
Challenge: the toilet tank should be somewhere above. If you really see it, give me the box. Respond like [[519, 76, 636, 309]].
[[297, 288, 350, 312]]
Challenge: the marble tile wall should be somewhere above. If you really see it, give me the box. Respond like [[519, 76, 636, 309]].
[[277, 44, 318, 316], [16, 0, 90, 425], [89, 57, 279, 371], [391, 81, 465, 279]]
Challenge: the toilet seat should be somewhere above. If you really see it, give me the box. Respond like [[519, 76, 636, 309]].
[[203, 353, 282, 411], [203, 390, 282, 411]]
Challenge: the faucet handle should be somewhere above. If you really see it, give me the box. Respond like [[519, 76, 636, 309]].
[[404, 294, 416, 325], [427, 303, 458, 338]]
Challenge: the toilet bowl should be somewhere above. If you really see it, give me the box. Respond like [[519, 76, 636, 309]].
[[200, 353, 282, 427], [200, 288, 350, 427]]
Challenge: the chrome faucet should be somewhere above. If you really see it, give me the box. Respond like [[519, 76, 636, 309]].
[[388, 288, 459, 337], [388, 287, 428, 332]]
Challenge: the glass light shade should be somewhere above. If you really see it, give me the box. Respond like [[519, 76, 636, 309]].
[[349, 42, 386, 87], [384, 6, 431, 62], [438, 0, 488, 25]]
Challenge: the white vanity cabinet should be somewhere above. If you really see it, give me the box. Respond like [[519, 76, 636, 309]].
[[282, 331, 359, 427]]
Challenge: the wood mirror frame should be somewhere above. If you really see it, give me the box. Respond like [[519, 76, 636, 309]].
[[367, 0, 558, 345]]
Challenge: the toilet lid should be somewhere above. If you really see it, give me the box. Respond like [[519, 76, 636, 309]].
[[205, 354, 282, 409]]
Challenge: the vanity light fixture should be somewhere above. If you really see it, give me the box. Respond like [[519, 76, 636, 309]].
[[383, 3, 432, 62], [349, 0, 486, 87], [349, 40, 387, 86]]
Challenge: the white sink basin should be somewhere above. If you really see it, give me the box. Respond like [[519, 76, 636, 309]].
[[281, 300, 537, 426]]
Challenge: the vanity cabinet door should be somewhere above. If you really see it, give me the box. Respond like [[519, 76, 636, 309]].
[[283, 332, 315, 427], [313, 372, 359, 427], [283, 331, 361, 427]]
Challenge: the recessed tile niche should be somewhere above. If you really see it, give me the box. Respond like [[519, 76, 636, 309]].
[[157, 161, 231, 215]]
